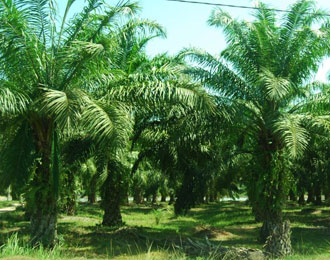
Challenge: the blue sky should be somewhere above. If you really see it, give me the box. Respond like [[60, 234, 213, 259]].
[[57, 0, 330, 81]]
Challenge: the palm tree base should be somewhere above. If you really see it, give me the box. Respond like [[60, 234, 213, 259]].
[[102, 211, 123, 227], [101, 170, 124, 227], [30, 211, 57, 248], [263, 220, 292, 258]]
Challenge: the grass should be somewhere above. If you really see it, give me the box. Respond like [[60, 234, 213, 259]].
[[0, 199, 330, 259]]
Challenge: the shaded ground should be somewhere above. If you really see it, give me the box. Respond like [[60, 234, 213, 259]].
[[0, 200, 330, 259]]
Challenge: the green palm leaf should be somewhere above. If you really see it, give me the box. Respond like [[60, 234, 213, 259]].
[[275, 115, 310, 157]]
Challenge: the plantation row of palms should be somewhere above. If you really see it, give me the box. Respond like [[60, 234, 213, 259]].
[[1, 0, 330, 258]]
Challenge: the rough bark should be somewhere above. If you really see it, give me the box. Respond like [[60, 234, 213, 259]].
[[102, 167, 123, 227], [264, 220, 292, 258], [251, 149, 290, 247], [30, 120, 57, 247], [260, 218, 275, 243], [30, 211, 57, 247]]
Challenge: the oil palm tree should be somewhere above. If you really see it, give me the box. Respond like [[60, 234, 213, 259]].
[[183, 0, 330, 256], [130, 88, 229, 214], [0, 0, 141, 247], [87, 19, 217, 225], [37, 13, 216, 227]]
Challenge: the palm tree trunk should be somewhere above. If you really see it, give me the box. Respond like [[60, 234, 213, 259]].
[[174, 169, 194, 215], [61, 169, 76, 215], [101, 166, 123, 227], [298, 193, 305, 205], [252, 148, 292, 257], [30, 205, 57, 247], [326, 175, 330, 206], [307, 188, 315, 203], [88, 175, 98, 204], [263, 220, 292, 258], [209, 179, 216, 202], [168, 193, 175, 205], [289, 190, 296, 202], [205, 192, 209, 204], [209, 194, 215, 202], [152, 192, 157, 204], [160, 188, 167, 202], [30, 121, 57, 247], [133, 189, 143, 204], [314, 182, 322, 205], [260, 213, 281, 242], [121, 180, 130, 206], [88, 193, 96, 204]]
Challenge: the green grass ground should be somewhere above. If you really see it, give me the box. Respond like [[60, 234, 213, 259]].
[[0, 200, 330, 259]]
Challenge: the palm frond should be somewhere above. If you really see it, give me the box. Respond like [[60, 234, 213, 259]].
[[181, 48, 252, 100], [108, 78, 216, 114], [82, 98, 132, 148], [64, 0, 104, 43], [62, 135, 95, 164], [57, 0, 76, 46], [0, 121, 35, 189], [278, 0, 329, 78], [89, 1, 140, 42], [275, 115, 310, 157], [294, 86, 330, 114], [259, 68, 291, 100], [0, 83, 30, 115], [252, 2, 276, 26], [15, 0, 55, 43], [40, 88, 85, 132]]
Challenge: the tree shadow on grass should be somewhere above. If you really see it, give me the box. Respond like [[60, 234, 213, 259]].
[[286, 210, 330, 228], [0, 208, 29, 244], [190, 205, 256, 228], [121, 207, 154, 215], [122, 203, 169, 216], [58, 222, 192, 258], [291, 226, 330, 255], [74, 202, 103, 218]]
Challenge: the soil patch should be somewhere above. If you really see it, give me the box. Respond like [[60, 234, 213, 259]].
[[193, 225, 236, 240]]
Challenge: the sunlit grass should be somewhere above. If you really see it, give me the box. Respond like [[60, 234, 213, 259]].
[[1, 199, 330, 259]]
